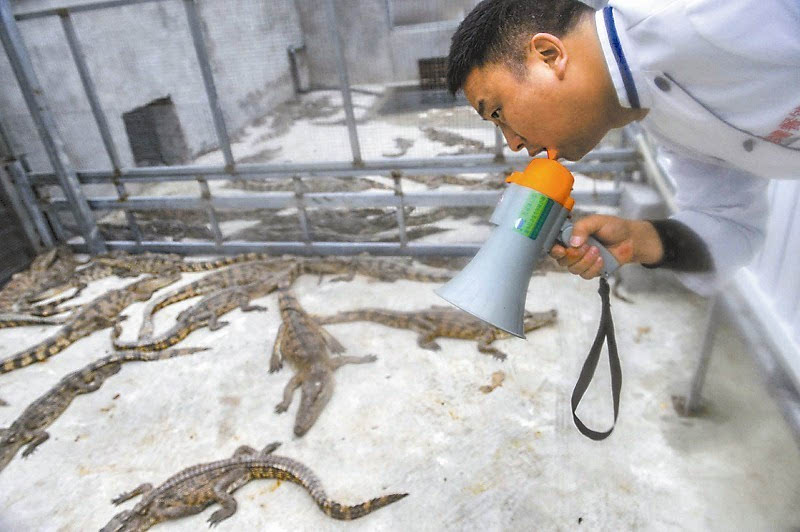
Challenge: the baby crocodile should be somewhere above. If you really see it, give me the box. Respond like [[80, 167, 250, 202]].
[[0, 347, 206, 473], [299, 255, 453, 284], [0, 275, 179, 374], [315, 306, 558, 361], [100, 441, 407, 531], [270, 285, 376, 436], [0, 312, 68, 329], [0, 246, 79, 311], [94, 251, 275, 274], [137, 259, 287, 339], [113, 275, 284, 351]]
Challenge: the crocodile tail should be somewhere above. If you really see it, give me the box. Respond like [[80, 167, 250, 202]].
[[150, 287, 199, 315], [0, 330, 75, 373], [0, 317, 60, 329], [406, 270, 453, 283], [316, 309, 393, 326], [113, 347, 208, 363], [181, 253, 265, 272], [113, 323, 196, 352], [319, 493, 408, 520]]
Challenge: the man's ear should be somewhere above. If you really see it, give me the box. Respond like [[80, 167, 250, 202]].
[[529, 33, 568, 79]]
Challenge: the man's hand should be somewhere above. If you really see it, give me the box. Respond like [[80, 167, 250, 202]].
[[549, 215, 664, 279]]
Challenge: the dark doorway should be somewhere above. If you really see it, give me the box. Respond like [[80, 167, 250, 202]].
[[123, 96, 190, 167]]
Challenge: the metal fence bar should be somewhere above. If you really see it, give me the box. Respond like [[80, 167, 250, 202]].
[[183, 0, 234, 170], [59, 10, 143, 246], [678, 295, 722, 415], [0, 0, 106, 253], [196, 178, 223, 246], [0, 115, 52, 249], [494, 127, 505, 161], [391, 171, 408, 247], [28, 156, 639, 185], [49, 189, 621, 212], [292, 176, 313, 246], [324, 0, 362, 165], [0, 165, 43, 251], [73, 240, 482, 257], [15, 0, 164, 21], [44, 204, 69, 242]]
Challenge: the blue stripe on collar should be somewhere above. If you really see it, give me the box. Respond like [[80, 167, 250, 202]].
[[603, 6, 640, 110]]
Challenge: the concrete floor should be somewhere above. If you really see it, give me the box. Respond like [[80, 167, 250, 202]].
[[1, 266, 799, 531], [6, 89, 798, 530]]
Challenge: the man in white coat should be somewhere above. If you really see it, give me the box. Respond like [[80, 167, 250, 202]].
[[446, 0, 800, 295]]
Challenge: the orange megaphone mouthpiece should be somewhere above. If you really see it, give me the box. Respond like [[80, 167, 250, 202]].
[[504, 155, 576, 211]]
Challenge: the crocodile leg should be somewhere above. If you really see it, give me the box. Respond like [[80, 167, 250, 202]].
[[415, 328, 442, 351], [275, 373, 302, 413], [477, 334, 508, 361], [232, 445, 259, 457], [260, 441, 281, 454], [412, 318, 443, 351], [313, 324, 345, 354], [268, 324, 286, 373], [207, 471, 246, 526], [330, 354, 378, 369], [112, 483, 154, 505], [237, 292, 267, 313], [205, 312, 229, 332], [21, 431, 50, 458]]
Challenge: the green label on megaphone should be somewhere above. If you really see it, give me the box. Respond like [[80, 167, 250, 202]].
[[513, 191, 554, 240]]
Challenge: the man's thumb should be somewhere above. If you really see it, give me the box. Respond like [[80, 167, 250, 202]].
[[567, 215, 606, 247]]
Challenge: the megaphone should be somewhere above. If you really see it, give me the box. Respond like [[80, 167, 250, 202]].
[[436, 155, 620, 337]]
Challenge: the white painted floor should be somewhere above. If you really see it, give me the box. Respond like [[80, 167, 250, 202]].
[[1, 265, 799, 531]]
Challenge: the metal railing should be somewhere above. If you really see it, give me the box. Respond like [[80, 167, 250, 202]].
[[1, 0, 639, 259], [633, 125, 800, 443]]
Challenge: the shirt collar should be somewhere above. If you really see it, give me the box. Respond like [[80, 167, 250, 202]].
[[595, 6, 651, 110]]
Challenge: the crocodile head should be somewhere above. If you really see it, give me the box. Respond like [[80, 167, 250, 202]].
[[100, 509, 159, 532], [294, 366, 335, 437], [129, 274, 181, 301], [522, 309, 558, 332]]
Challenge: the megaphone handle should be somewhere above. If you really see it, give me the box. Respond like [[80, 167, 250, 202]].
[[559, 223, 620, 276]]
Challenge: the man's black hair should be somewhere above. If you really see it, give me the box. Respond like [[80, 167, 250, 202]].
[[447, 0, 593, 95]]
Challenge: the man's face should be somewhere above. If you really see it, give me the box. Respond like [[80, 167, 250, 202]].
[[463, 61, 610, 161]]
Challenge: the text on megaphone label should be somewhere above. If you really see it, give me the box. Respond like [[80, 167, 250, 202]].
[[513, 191, 555, 240]]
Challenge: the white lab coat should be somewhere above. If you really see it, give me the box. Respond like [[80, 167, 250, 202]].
[[596, 0, 800, 295]]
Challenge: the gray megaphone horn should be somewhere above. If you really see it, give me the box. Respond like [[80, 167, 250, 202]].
[[436, 157, 619, 337]]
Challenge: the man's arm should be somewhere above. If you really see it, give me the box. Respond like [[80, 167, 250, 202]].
[[551, 152, 770, 295]]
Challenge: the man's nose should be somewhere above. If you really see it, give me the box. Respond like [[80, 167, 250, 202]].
[[500, 125, 525, 152]]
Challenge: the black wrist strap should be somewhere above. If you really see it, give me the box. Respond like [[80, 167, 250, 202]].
[[571, 277, 622, 441]]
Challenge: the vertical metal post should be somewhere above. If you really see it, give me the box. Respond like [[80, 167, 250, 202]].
[[494, 127, 505, 161], [183, 0, 235, 170], [0, 166, 42, 251], [675, 295, 721, 416], [196, 177, 223, 246], [4, 161, 54, 248], [391, 171, 408, 247], [59, 10, 143, 246], [324, 0, 362, 165], [0, 0, 105, 253], [292, 176, 312, 247], [0, 114, 51, 249], [45, 204, 69, 242]]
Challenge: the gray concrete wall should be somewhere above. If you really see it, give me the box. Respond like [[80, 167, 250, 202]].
[[1, 0, 303, 172], [294, 0, 394, 87], [389, 20, 457, 83]]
